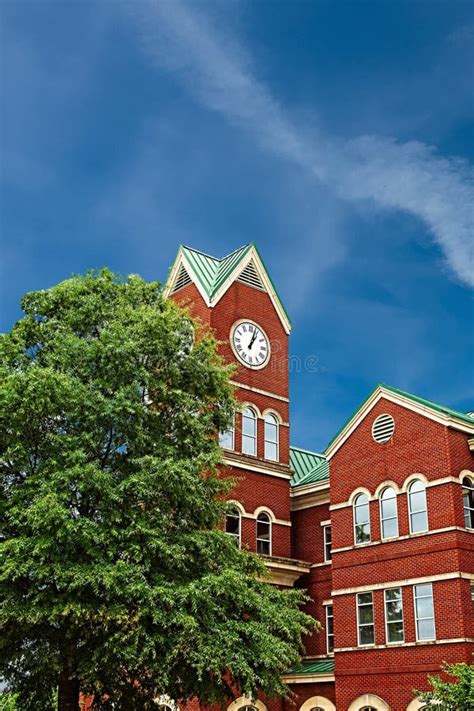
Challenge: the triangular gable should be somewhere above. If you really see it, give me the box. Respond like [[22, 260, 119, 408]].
[[325, 383, 474, 460], [290, 446, 329, 487], [164, 243, 292, 333]]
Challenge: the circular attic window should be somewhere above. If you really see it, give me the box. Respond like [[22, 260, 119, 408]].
[[372, 413, 395, 443]]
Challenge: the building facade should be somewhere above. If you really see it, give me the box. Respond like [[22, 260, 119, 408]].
[[165, 244, 474, 711]]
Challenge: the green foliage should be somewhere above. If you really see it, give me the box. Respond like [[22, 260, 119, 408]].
[[0, 692, 18, 711], [414, 662, 474, 709], [0, 270, 317, 710]]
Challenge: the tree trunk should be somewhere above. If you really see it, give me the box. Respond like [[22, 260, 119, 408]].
[[58, 668, 80, 711]]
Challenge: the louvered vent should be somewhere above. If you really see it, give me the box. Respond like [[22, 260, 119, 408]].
[[372, 414, 395, 443], [172, 264, 192, 293], [237, 260, 264, 290]]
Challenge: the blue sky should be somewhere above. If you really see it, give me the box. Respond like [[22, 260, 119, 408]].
[[1, 0, 473, 451]]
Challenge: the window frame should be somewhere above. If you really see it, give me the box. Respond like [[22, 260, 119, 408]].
[[384, 587, 404, 644], [413, 582, 436, 641], [256, 511, 272, 556], [379, 487, 399, 540], [408, 479, 428, 534], [325, 604, 334, 653], [462, 476, 474, 529], [323, 525, 332, 562], [225, 505, 241, 548], [263, 412, 279, 462], [353, 493, 371, 545], [357, 591, 375, 647], [241, 407, 257, 456]]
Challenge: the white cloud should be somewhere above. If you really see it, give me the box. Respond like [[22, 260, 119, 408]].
[[127, 0, 474, 287]]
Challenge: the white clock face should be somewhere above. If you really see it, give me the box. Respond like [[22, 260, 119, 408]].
[[230, 320, 271, 369]]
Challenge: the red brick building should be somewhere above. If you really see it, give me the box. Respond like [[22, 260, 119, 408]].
[[165, 244, 474, 711]]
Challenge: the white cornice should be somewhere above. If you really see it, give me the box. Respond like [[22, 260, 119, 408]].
[[325, 386, 474, 460]]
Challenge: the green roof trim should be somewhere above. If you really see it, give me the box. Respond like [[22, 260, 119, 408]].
[[325, 382, 474, 453], [285, 659, 334, 675], [173, 244, 291, 328], [290, 446, 329, 488]]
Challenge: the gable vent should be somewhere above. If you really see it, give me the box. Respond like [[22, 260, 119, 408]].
[[372, 414, 395, 444], [237, 260, 265, 290], [172, 264, 192, 293]]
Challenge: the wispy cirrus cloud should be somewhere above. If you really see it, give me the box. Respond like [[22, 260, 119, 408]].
[[127, 0, 474, 287]]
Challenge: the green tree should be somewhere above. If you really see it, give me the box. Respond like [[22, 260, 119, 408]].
[[414, 662, 474, 709], [0, 271, 317, 711]]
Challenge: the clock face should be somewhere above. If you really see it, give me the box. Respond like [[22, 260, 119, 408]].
[[230, 320, 271, 369]]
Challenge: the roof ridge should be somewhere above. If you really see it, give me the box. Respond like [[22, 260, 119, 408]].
[[290, 445, 326, 457], [379, 382, 474, 425]]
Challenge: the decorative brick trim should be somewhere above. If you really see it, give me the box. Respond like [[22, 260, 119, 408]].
[[332, 571, 474, 596]]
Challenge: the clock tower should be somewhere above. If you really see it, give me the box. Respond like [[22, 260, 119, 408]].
[[165, 244, 308, 584]]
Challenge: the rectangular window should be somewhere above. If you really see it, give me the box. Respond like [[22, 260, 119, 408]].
[[357, 592, 374, 646], [384, 587, 404, 643], [326, 605, 334, 653], [414, 583, 435, 641], [323, 525, 332, 561]]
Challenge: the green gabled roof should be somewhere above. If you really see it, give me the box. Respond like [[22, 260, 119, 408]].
[[172, 244, 292, 330], [285, 659, 334, 675], [325, 382, 474, 454], [290, 446, 329, 488]]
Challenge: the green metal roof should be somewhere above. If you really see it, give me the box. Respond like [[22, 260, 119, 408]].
[[325, 382, 474, 453], [290, 446, 329, 488], [285, 659, 334, 675], [174, 244, 291, 327]]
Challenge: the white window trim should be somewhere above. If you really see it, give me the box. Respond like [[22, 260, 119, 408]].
[[256, 512, 272, 556], [413, 583, 436, 642], [219, 424, 235, 450], [323, 525, 332, 562], [325, 604, 334, 653], [357, 591, 375, 647], [384, 587, 404, 644], [241, 407, 257, 457], [225, 506, 242, 548], [379, 487, 399, 541], [408, 480, 429, 534], [353, 494, 371, 545], [263, 412, 279, 462], [462, 475, 474, 529]]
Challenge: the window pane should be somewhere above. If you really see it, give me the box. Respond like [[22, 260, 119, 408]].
[[381, 491, 397, 517], [242, 409, 256, 435], [410, 510, 428, 533], [355, 522, 370, 543], [358, 606, 374, 625], [358, 592, 373, 605], [409, 490, 426, 513], [415, 583, 432, 597], [417, 618, 435, 640], [225, 514, 239, 536], [264, 417, 277, 442], [355, 501, 369, 524], [256, 539, 270, 555], [382, 516, 399, 539], [219, 428, 234, 449], [265, 441, 277, 461], [359, 626, 374, 645], [387, 621, 404, 642]]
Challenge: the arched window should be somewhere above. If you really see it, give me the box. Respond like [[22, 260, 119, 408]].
[[256, 512, 271, 555], [380, 487, 399, 539], [225, 506, 241, 547], [408, 480, 428, 533], [354, 493, 371, 544], [219, 420, 234, 450], [462, 477, 474, 529], [264, 413, 279, 461], [242, 407, 257, 456]]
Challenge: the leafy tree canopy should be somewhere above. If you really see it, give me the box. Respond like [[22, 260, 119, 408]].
[[0, 270, 317, 710], [415, 662, 474, 709]]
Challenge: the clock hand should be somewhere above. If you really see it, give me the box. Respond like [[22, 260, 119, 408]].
[[248, 329, 258, 349]]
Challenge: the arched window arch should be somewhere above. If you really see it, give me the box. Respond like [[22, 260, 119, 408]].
[[462, 476, 474, 529], [264, 413, 279, 461], [256, 512, 271, 556], [299, 695, 336, 711], [380, 487, 399, 539], [408, 479, 428, 533], [242, 407, 257, 456], [225, 505, 241, 547], [354, 493, 371, 544], [348, 695, 390, 711]]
